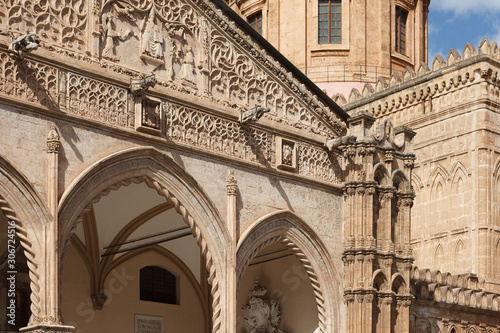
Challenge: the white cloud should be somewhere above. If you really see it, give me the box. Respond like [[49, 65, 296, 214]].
[[431, 0, 500, 15]]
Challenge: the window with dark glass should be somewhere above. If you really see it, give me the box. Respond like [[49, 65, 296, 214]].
[[395, 7, 408, 54], [318, 0, 341, 44], [248, 12, 262, 34], [140, 266, 177, 304]]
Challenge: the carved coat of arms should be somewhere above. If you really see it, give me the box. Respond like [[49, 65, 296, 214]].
[[242, 280, 285, 333]]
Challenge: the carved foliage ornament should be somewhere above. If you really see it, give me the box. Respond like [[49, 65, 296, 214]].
[[0, 0, 88, 51], [242, 280, 285, 333]]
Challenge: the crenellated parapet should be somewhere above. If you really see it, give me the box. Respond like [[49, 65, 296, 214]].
[[410, 266, 500, 333], [337, 37, 500, 119]]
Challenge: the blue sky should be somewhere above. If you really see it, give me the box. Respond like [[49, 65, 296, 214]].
[[428, 0, 500, 64]]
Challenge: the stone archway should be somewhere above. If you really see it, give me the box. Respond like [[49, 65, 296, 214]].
[[236, 210, 343, 333], [58, 147, 230, 333], [0, 156, 52, 324]]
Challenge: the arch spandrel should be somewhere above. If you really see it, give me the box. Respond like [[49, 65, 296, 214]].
[[236, 210, 343, 333]]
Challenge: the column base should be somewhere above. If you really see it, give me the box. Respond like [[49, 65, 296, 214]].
[[20, 324, 75, 333]]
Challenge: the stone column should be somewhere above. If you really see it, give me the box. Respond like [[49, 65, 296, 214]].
[[20, 126, 73, 333], [226, 169, 238, 332], [378, 293, 393, 333], [396, 296, 411, 332]]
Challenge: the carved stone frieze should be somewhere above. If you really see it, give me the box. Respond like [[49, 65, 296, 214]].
[[67, 72, 130, 127], [165, 101, 273, 164], [298, 143, 342, 184], [0, 52, 58, 109]]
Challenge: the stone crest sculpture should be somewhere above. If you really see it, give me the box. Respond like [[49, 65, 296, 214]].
[[242, 280, 285, 333], [9, 32, 40, 60], [240, 106, 270, 124]]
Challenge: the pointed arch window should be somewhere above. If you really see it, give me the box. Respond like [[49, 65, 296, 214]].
[[319, 0, 341, 44], [140, 266, 178, 305], [395, 7, 408, 54]]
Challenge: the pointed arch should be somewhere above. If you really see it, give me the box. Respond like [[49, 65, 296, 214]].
[[429, 165, 449, 234], [454, 238, 468, 273], [58, 147, 229, 333], [450, 161, 469, 184], [391, 273, 406, 294], [372, 269, 388, 291], [411, 172, 424, 192], [236, 210, 342, 333], [373, 163, 391, 186], [427, 164, 449, 187], [392, 169, 410, 191], [434, 243, 445, 269], [0, 155, 51, 321]]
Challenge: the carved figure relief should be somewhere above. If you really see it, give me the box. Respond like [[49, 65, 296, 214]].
[[101, 4, 135, 61], [141, 98, 161, 130], [166, 23, 199, 89], [276, 137, 297, 171], [140, 8, 164, 64], [242, 280, 285, 333]]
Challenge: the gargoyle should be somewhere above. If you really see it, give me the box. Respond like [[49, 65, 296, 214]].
[[240, 106, 270, 124], [325, 135, 357, 151], [9, 32, 40, 60], [130, 74, 156, 96]]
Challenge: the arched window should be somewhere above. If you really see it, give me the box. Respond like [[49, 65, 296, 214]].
[[140, 266, 178, 305]]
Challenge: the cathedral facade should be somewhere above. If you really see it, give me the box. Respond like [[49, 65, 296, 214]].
[[0, 0, 498, 333]]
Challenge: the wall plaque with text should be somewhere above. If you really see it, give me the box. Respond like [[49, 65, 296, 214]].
[[135, 314, 163, 333]]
